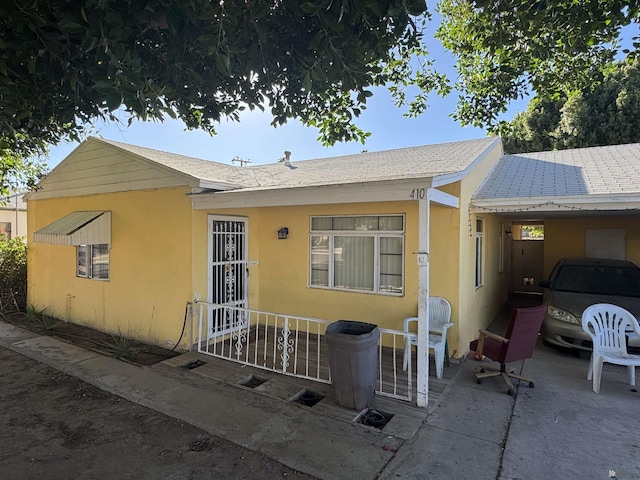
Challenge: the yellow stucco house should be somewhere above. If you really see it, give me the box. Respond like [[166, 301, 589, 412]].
[[26, 137, 640, 406], [27, 135, 507, 347]]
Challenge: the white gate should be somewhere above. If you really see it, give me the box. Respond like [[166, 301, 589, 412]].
[[207, 216, 248, 338]]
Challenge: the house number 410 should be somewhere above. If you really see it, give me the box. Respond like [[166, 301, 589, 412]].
[[409, 188, 427, 200]]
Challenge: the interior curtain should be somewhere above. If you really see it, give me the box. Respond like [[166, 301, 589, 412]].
[[334, 236, 374, 291]]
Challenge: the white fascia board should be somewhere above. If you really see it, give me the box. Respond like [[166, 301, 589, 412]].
[[191, 178, 434, 209], [431, 137, 503, 188], [197, 180, 245, 191], [471, 193, 640, 213]]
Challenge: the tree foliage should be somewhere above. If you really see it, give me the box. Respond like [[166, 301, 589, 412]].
[[1, 0, 438, 161], [0, 149, 48, 199], [5, 1, 640, 191], [496, 61, 640, 153], [436, 0, 640, 128], [0, 235, 27, 313]]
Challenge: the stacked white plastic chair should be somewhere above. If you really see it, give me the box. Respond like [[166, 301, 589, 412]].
[[581, 303, 640, 393], [403, 296, 453, 379]]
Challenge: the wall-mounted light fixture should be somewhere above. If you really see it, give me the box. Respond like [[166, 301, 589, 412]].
[[505, 226, 512, 238], [277, 227, 289, 240]]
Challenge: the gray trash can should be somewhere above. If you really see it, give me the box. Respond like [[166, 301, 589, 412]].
[[325, 320, 380, 410]]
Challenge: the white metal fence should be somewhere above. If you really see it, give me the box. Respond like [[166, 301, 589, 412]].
[[192, 301, 414, 402]]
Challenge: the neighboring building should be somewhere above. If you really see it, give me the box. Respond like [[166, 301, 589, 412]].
[[0, 192, 27, 239]]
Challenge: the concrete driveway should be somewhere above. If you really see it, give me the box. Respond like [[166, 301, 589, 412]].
[[382, 308, 640, 479]]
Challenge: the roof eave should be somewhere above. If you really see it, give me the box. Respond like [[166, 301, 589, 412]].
[[197, 180, 245, 191], [191, 178, 437, 209], [471, 193, 640, 213], [431, 136, 503, 188]]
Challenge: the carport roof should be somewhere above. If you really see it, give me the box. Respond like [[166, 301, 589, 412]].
[[472, 143, 640, 215]]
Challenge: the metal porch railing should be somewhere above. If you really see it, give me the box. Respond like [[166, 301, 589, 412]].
[[192, 301, 415, 402]]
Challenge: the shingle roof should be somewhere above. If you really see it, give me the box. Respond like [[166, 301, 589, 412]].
[[239, 137, 500, 191], [102, 136, 500, 191], [474, 143, 640, 200], [99, 138, 260, 188]]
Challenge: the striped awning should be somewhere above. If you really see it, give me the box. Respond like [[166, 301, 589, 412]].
[[34, 211, 111, 246]]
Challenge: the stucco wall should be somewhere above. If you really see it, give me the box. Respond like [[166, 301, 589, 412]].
[[27, 187, 193, 348], [429, 183, 462, 354], [543, 216, 640, 277], [192, 201, 425, 333], [191, 189, 471, 354], [457, 146, 509, 357]]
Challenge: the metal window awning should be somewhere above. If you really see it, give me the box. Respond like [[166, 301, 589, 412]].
[[34, 211, 111, 246]]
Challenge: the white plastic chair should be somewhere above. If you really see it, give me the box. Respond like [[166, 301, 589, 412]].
[[403, 297, 453, 379], [581, 303, 640, 393]]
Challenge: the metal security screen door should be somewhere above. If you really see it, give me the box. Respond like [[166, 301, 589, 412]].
[[208, 216, 248, 338]]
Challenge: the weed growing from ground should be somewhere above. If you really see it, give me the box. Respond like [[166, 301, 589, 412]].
[[25, 305, 60, 331], [101, 331, 139, 361]]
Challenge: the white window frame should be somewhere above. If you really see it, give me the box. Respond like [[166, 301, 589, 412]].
[[309, 215, 405, 296], [498, 223, 504, 273], [77, 244, 110, 280], [475, 217, 484, 288]]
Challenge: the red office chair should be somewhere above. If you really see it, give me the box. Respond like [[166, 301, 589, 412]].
[[470, 304, 546, 395]]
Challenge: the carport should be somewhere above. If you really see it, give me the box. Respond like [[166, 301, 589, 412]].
[[470, 144, 640, 287]]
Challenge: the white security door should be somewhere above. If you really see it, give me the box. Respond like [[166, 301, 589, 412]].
[[208, 216, 248, 336]]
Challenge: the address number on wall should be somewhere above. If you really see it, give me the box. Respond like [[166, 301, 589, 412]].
[[409, 188, 427, 200]]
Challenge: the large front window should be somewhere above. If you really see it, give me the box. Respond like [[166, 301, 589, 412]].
[[310, 215, 404, 295]]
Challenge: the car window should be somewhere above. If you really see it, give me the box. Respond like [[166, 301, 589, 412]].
[[552, 265, 640, 297]]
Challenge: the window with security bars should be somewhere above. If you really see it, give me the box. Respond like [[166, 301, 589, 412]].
[[310, 215, 404, 295]]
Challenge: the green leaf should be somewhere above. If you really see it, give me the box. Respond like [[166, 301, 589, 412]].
[[215, 54, 230, 75], [93, 80, 115, 94], [105, 93, 122, 111]]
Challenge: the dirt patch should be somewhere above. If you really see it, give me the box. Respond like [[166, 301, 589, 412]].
[[0, 319, 317, 479], [4, 313, 179, 366]]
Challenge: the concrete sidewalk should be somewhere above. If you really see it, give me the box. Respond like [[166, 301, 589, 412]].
[[1, 315, 639, 479]]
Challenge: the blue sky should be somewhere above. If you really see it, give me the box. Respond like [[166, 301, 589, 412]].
[[47, 87, 490, 168], [45, 14, 509, 170]]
